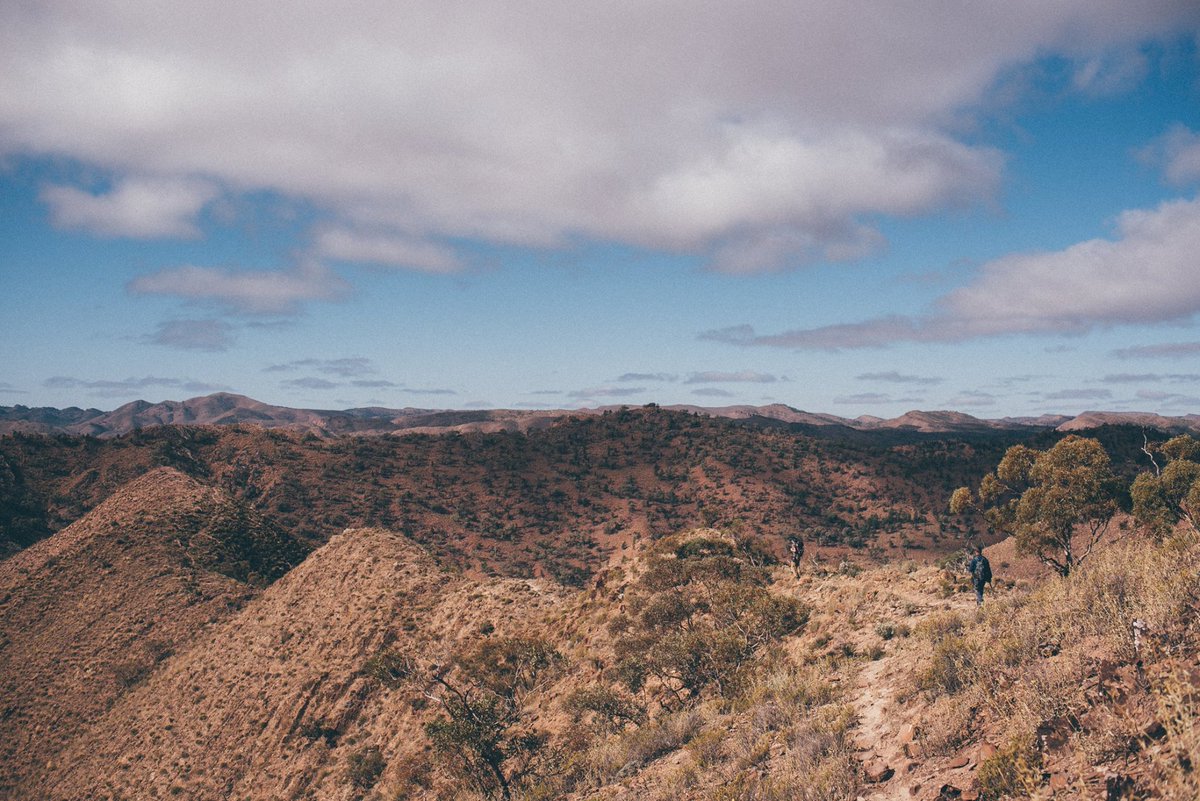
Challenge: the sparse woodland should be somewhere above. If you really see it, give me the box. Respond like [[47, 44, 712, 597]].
[[0, 415, 1197, 800]]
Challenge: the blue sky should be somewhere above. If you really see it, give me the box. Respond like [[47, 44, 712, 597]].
[[3, 2, 1200, 418]]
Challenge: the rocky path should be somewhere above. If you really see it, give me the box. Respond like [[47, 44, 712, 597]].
[[841, 584, 980, 801]]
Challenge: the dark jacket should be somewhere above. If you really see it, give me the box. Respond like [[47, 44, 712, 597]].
[[968, 554, 992, 585]]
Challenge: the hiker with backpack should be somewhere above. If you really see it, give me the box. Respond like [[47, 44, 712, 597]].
[[967, 544, 992, 606], [787, 535, 804, 577]]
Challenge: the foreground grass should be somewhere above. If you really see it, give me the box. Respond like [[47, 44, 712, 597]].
[[908, 532, 1200, 798]]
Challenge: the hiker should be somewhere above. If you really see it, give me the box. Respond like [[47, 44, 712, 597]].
[[787, 535, 805, 577], [967, 544, 992, 606]]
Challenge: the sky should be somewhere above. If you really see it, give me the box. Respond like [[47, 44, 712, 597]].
[[2, 2, 1200, 419]]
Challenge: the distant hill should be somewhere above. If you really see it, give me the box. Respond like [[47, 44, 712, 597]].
[[3, 392, 1198, 438], [1057, 409, 1200, 434], [0, 405, 1176, 578]]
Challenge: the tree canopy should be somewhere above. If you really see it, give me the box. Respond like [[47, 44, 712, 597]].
[[1131, 434, 1200, 538], [951, 435, 1122, 577]]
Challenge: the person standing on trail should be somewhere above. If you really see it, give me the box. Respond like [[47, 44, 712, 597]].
[[967, 544, 992, 606], [787, 535, 805, 577]]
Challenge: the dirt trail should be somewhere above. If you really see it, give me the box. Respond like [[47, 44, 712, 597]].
[[840, 580, 979, 801]]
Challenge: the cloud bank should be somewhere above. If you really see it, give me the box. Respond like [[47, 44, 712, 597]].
[[703, 195, 1200, 349], [4, 1, 1195, 273], [128, 261, 348, 314]]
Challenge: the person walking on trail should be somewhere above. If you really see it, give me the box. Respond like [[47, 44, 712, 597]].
[[968, 544, 992, 606], [787, 536, 805, 577]]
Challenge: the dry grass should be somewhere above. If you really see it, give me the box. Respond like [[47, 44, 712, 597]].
[[1147, 661, 1200, 799], [908, 532, 1200, 792], [577, 708, 707, 787], [708, 705, 860, 801]]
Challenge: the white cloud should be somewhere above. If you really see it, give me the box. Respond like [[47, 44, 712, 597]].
[[568, 386, 646, 399], [857, 371, 943, 385], [616, 372, 678, 383], [2, 2, 1195, 270], [43, 375, 227, 397], [1113, 341, 1200, 359], [1101, 372, 1200, 383], [1139, 125, 1200, 186], [833, 392, 923, 405], [1042, 388, 1112, 401], [40, 176, 217, 238], [685, 370, 780, 384], [704, 195, 1200, 348], [315, 227, 462, 273], [147, 318, 234, 351], [942, 196, 1200, 329], [128, 261, 348, 314], [1070, 50, 1148, 96], [282, 377, 339, 390], [265, 357, 375, 377]]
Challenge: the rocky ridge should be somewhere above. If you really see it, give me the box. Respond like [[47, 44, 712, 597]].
[[0, 468, 305, 797]]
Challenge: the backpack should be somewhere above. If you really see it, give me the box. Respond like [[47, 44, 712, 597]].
[[972, 555, 991, 584]]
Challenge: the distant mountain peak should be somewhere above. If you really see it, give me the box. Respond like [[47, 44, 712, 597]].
[[3, 393, 1197, 438]]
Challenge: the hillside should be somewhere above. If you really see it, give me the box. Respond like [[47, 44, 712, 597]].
[[0, 468, 307, 797], [1, 407, 1175, 574], [3, 408, 1198, 799], [5, 510, 1197, 800], [0, 407, 1072, 570], [38, 526, 566, 801]]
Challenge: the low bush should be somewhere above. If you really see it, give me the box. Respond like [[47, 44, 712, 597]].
[[346, 746, 385, 790], [581, 709, 706, 787], [564, 685, 646, 732], [976, 734, 1040, 800], [361, 648, 414, 688]]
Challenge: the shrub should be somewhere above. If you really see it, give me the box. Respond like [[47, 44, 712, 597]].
[[914, 635, 974, 698], [711, 705, 859, 801], [111, 657, 153, 688], [423, 636, 561, 801], [614, 534, 808, 706], [581, 709, 705, 786], [564, 685, 646, 732], [346, 746, 385, 790], [361, 648, 414, 688], [976, 734, 1041, 800]]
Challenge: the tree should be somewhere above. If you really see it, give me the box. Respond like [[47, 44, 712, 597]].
[[612, 532, 807, 706], [951, 436, 1121, 577], [422, 636, 560, 801], [1131, 434, 1200, 538]]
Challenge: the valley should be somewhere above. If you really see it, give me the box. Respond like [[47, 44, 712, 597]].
[[0, 405, 1197, 800]]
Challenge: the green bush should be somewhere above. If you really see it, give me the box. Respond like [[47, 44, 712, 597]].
[[564, 685, 646, 732], [613, 550, 808, 705], [423, 636, 561, 801]]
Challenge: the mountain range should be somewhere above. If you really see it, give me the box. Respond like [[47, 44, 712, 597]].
[[3, 392, 1199, 438]]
